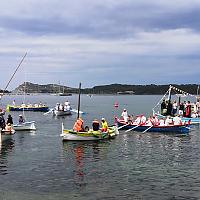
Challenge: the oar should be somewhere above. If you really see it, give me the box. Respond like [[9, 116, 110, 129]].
[[43, 108, 54, 115], [117, 124, 129, 130], [142, 125, 153, 133], [125, 124, 140, 133], [70, 109, 85, 115]]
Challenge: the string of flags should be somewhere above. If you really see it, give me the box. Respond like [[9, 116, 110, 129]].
[[170, 85, 195, 97]]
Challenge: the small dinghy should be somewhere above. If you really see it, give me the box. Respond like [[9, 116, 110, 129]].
[[13, 121, 36, 131]]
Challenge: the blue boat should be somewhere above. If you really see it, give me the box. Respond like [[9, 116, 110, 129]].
[[155, 113, 200, 125], [6, 104, 49, 112], [116, 118, 190, 134], [180, 117, 200, 124]]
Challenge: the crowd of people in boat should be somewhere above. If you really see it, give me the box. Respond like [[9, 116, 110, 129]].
[[12, 100, 47, 108], [55, 100, 71, 111], [161, 99, 200, 118], [73, 117, 108, 132], [121, 109, 184, 127]]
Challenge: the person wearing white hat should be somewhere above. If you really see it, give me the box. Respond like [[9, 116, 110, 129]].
[[121, 109, 128, 123], [19, 114, 25, 124]]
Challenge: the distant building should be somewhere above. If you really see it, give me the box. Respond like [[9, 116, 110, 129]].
[[117, 91, 135, 95]]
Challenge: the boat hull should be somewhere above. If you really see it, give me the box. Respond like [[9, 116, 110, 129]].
[[155, 113, 200, 125], [61, 125, 118, 141], [13, 121, 36, 131], [53, 110, 72, 116], [7, 105, 49, 112], [181, 117, 200, 124], [116, 119, 190, 134]]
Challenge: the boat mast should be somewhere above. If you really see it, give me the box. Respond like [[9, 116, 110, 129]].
[[1, 52, 27, 97], [168, 85, 172, 102], [77, 82, 81, 119]]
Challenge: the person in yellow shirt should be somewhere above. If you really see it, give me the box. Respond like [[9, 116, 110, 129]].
[[101, 118, 108, 132]]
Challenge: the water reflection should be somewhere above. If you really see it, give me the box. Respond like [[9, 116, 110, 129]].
[[62, 141, 107, 188], [0, 139, 15, 175]]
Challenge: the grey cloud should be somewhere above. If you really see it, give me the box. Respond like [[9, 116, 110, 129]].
[[1, 1, 200, 38]]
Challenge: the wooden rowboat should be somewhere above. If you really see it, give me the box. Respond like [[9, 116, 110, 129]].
[[60, 123, 119, 141], [116, 118, 190, 134], [53, 109, 72, 116], [6, 104, 49, 112]]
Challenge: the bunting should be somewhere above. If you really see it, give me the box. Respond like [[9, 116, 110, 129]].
[[170, 86, 195, 97]]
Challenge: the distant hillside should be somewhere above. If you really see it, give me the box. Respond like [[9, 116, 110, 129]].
[[84, 84, 200, 95], [12, 82, 200, 95], [12, 82, 76, 94]]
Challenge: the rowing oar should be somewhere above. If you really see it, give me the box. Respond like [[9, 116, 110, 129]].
[[117, 124, 129, 130], [43, 108, 54, 115], [125, 124, 140, 133], [70, 109, 86, 115], [142, 125, 153, 133]]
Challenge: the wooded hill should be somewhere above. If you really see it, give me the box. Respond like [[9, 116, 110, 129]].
[[11, 82, 200, 95]]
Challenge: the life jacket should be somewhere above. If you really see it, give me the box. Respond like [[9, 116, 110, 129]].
[[73, 119, 84, 132], [101, 121, 108, 132]]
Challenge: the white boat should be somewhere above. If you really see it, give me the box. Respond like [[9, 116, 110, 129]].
[[13, 121, 36, 131], [60, 123, 119, 141], [60, 82, 118, 141], [53, 109, 72, 116]]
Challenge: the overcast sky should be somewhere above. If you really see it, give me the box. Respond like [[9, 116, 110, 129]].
[[0, 0, 200, 89]]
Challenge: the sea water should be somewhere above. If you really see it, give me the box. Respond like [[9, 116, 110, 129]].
[[0, 94, 200, 200]]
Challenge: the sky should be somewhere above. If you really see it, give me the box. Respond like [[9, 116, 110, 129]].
[[0, 0, 200, 90]]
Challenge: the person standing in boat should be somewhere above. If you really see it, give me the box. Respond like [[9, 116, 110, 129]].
[[161, 99, 167, 115], [6, 114, 13, 125], [64, 101, 71, 111], [121, 109, 129, 123], [19, 115, 25, 124], [185, 101, 192, 118], [101, 118, 108, 132], [12, 100, 16, 106], [0, 115, 6, 129], [179, 102, 184, 116], [172, 100, 178, 116], [166, 100, 173, 116], [55, 103, 60, 111], [64, 100, 70, 106], [59, 103, 64, 111]]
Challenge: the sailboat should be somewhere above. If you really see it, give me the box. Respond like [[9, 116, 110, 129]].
[[58, 86, 72, 96], [0, 53, 28, 136], [12, 82, 36, 131], [60, 83, 119, 141]]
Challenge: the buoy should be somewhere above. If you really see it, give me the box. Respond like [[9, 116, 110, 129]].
[[114, 102, 119, 108]]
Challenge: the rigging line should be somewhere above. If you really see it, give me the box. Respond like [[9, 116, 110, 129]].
[[1, 52, 27, 97], [152, 87, 170, 112]]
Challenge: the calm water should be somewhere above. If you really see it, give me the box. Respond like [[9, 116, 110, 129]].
[[0, 94, 200, 200]]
